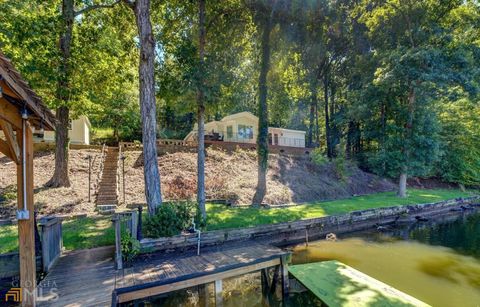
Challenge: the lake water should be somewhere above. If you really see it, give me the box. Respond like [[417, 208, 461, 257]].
[[136, 211, 480, 307]]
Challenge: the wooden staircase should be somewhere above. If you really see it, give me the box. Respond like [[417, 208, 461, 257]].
[[96, 147, 119, 214]]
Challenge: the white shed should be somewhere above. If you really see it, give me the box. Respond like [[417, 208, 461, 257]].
[[39, 115, 91, 145]]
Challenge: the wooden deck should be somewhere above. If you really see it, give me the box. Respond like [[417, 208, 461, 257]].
[[37, 246, 116, 307], [37, 243, 289, 306], [113, 243, 290, 304]]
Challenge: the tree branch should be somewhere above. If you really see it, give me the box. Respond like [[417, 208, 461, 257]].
[[74, 0, 122, 16]]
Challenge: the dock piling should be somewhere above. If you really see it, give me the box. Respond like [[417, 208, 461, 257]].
[[214, 280, 223, 307], [281, 255, 289, 299]]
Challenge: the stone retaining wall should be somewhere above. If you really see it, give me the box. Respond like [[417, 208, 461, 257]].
[[140, 196, 480, 253]]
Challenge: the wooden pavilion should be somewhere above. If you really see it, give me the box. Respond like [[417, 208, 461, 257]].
[[0, 51, 55, 306]]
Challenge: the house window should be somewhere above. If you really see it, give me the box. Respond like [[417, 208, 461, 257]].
[[238, 125, 253, 139], [226, 126, 233, 138]]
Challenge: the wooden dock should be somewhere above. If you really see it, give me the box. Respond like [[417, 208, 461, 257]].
[[37, 246, 116, 307], [289, 261, 430, 307], [112, 243, 290, 305], [37, 243, 289, 306]]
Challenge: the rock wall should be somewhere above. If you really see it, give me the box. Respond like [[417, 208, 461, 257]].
[[140, 196, 480, 253]]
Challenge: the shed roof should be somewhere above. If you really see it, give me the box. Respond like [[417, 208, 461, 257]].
[[0, 51, 55, 130]]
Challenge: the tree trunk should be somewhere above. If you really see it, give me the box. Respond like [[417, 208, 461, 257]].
[[330, 81, 337, 157], [398, 171, 407, 198], [381, 101, 386, 173], [197, 0, 207, 221], [132, 0, 162, 214], [47, 0, 74, 188], [253, 15, 273, 205], [315, 97, 319, 146], [323, 71, 331, 158], [398, 87, 415, 198], [308, 78, 317, 148]]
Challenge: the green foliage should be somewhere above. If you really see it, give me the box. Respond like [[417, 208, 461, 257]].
[[121, 232, 140, 263], [437, 98, 480, 186], [333, 143, 348, 181], [311, 148, 328, 167], [0, 185, 17, 204], [143, 202, 198, 238]]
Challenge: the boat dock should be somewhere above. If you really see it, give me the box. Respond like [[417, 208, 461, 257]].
[[38, 243, 290, 306], [289, 261, 430, 307]]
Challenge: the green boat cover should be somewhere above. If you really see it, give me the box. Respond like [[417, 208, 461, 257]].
[[288, 261, 430, 307]]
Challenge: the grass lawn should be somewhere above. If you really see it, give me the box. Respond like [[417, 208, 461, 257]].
[[0, 188, 475, 253], [0, 216, 114, 254], [206, 188, 474, 230]]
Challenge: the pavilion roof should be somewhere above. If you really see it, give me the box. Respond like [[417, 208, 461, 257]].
[[0, 51, 55, 130]]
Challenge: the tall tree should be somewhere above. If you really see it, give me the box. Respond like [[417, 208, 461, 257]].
[[357, 0, 478, 197], [197, 0, 207, 221], [46, 0, 121, 188], [123, 0, 162, 214], [252, 0, 277, 204]]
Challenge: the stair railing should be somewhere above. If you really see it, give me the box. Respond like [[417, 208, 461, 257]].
[[117, 144, 122, 204], [94, 143, 107, 200]]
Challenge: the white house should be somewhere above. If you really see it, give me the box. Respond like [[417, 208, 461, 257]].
[[35, 115, 91, 145], [184, 111, 306, 148]]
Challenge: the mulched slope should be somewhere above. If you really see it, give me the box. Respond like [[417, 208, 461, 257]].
[[0, 149, 101, 219], [125, 148, 395, 205], [0, 147, 397, 218]]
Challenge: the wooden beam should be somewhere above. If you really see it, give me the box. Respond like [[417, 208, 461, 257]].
[[0, 138, 14, 160], [0, 66, 55, 130], [116, 258, 281, 303], [0, 79, 22, 99], [17, 122, 37, 306], [0, 97, 22, 129], [0, 119, 20, 164]]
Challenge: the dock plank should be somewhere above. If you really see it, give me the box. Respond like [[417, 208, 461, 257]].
[[38, 246, 116, 307]]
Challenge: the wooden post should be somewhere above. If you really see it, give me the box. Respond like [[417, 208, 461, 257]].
[[305, 227, 309, 246], [261, 268, 270, 295], [198, 284, 209, 307], [113, 215, 123, 270], [214, 280, 222, 307], [270, 265, 280, 295], [281, 255, 289, 301], [131, 211, 138, 240], [17, 123, 36, 306]]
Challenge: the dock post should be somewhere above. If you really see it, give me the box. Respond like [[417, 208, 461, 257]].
[[214, 280, 223, 307], [261, 268, 270, 295], [270, 265, 280, 295], [113, 215, 123, 270], [281, 255, 289, 300], [198, 284, 209, 307]]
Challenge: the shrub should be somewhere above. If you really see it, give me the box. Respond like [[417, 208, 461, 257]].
[[143, 202, 199, 238], [311, 148, 328, 166], [121, 232, 140, 263]]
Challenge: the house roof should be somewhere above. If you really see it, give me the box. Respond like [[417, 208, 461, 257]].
[[221, 111, 259, 122], [269, 127, 306, 134], [0, 51, 55, 130]]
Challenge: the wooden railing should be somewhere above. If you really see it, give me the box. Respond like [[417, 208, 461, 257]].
[[38, 216, 63, 272], [94, 143, 107, 197], [112, 207, 143, 270], [0, 215, 63, 285], [119, 141, 142, 151], [117, 144, 122, 203], [157, 139, 196, 147]]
